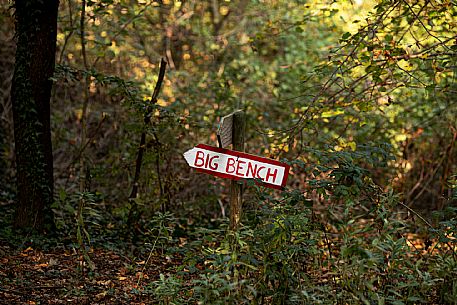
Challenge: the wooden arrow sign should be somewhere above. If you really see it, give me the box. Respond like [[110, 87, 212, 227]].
[[184, 144, 290, 189]]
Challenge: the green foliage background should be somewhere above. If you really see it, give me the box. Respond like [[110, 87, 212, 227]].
[[1, 0, 456, 303]]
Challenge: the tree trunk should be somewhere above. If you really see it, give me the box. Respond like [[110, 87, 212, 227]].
[[0, 123, 6, 188], [11, 0, 59, 230], [0, 10, 15, 198]]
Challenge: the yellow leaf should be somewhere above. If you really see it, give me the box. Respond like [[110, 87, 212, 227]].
[[219, 6, 229, 16], [321, 109, 344, 118]]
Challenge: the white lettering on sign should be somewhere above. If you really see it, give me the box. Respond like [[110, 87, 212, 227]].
[[183, 144, 289, 189]]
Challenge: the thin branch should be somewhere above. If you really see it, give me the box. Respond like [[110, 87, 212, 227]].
[[400, 0, 446, 47], [289, 1, 402, 140], [397, 201, 433, 229], [93, 1, 155, 66], [129, 58, 167, 203], [80, 0, 88, 70], [58, 0, 75, 65]]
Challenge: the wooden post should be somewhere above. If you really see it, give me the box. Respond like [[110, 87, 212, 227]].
[[229, 110, 245, 230]]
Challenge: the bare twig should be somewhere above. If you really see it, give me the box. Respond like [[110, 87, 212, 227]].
[[128, 58, 167, 223], [93, 1, 155, 66], [76, 0, 95, 273], [398, 201, 434, 229], [58, 0, 75, 65]]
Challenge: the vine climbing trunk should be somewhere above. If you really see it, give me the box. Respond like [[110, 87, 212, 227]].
[[11, 0, 59, 230]]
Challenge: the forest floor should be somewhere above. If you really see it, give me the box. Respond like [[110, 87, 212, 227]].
[[1, 202, 455, 304], [0, 231, 435, 305], [0, 242, 181, 305]]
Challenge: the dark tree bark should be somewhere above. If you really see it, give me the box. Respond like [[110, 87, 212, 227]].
[[0, 10, 16, 198], [0, 123, 6, 187], [11, 0, 59, 230]]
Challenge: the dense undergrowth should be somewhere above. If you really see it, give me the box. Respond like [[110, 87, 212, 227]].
[[1, 176, 456, 304], [1, 0, 457, 304]]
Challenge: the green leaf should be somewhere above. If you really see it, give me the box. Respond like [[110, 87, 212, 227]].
[[342, 32, 351, 40], [425, 84, 436, 92]]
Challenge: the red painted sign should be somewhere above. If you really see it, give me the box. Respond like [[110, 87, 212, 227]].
[[183, 144, 290, 189]]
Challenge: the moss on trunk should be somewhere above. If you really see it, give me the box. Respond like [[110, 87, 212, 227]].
[[11, 0, 59, 230]]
